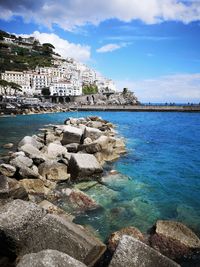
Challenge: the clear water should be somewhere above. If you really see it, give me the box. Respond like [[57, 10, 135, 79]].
[[0, 112, 200, 241]]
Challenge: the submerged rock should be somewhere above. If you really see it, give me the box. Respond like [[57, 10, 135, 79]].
[[16, 249, 87, 267], [2, 143, 14, 149], [109, 235, 180, 267], [61, 188, 100, 213]]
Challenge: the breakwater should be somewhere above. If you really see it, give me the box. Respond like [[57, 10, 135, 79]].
[[72, 104, 200, 112]]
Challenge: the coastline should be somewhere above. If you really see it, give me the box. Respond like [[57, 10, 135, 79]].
[[1, 104, 200, 117]]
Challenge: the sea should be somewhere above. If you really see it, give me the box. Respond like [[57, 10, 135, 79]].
[[0, 111, 200, 241]]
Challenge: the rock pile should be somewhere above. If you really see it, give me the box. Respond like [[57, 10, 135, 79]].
[[0, 116, 200, 267]]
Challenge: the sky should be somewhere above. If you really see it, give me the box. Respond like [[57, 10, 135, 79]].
[[0, 0, 200, 103]]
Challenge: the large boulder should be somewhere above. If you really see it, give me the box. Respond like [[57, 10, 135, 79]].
[[10, 155, 33, 168], [18, 165, 40, 179], [19, 179, 50, 196], [18, 136, 43, 150], [7, 178, 28, 200], [109, 235, 180, 267], [0, 199, 46, 257], [61, 126, 83, 145], [84, 126, 103, 141], [19, 144, 46, 162], [46, 143, 68, 159], [0, 164, 16, 177], [22, 214, 106, 266], [16, 249, 87, 267], [38, 161, 70, 181], [108, 226, 144, 253], [150, 220, 200, 261], [68, 154, 103, 179]]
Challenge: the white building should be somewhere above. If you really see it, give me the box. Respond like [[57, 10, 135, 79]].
[[49, 81, 82, 96]]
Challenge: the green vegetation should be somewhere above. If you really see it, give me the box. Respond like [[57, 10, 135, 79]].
[[0, 30, 57, 71], [82, 84, 98, 95], [0, 79, 22, 95], [41, 87, 50, 96]]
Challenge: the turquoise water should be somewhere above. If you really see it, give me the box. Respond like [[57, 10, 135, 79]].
[[0, 112, 200, 241]]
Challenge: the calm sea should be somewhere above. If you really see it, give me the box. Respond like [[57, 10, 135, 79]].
[[0, 111, 200, 241]]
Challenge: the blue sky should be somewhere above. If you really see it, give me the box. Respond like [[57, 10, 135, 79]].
[[0, 0, 200, 103]]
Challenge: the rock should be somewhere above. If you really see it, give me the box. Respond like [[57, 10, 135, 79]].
[[19, 144, 46, 162], [10, 151, 25, 158], [109, 170, 119, 175], [86, 121, 103, 129], [65, 143, 79, 153], [61, 126, 83, 145], [0, 199, 105, 266], [150, 220, 200, 261], [109, 235, 180, 267], [78, 142, 102, 154], [68, 153, 103, 179], [22, 214, 106, 266], [16, 249, 87, 267], [0, 174, 9, 198], [0, 199, 46, 256], [38, 161, 70, 181], [0, 164, 16, 177], [108, 226, 144, 252], [19, 179, 50, 195], [7, 178, 28, 200], [74, 181, 98, 191], [39, 200, 74, 221], [83, 137, 93, 145], [46, 143, 68, 159], [45, 132, 59, 145], [18, 165, 39, 179], [2, 143, 14, 149], [18, 136, 43, 150], [84, 126, 103, 141], [113, 138, 126, 154], [10, 155, 33, 168], [61, 188, 100, 213]]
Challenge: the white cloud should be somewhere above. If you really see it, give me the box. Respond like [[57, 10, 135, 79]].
[[116, 73, 200, 103], [1, 1, 200, 30], [96, 43, 122, 53], [17, 31, 91, 62]]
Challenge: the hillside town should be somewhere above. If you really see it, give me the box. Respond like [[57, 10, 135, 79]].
[[0, 33, 116, 97]]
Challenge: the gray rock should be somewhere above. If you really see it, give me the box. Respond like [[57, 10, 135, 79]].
[[19, 165, 39, 179], [46, 143, 68, 159], [19, 144, 46, 161], [38, 161, 70, 181], [16, 249, 87, 267], [22, 214, 106, 266], [0, 174, 9, 198], [68, 153, 103, 179], [61, 125, 83, 145], [10, 155, 33, 168], [18, 136, 43, 150], [65, 143, 79, 153], [109, 235, 180, 267], [7, 178, 28, 200], [0, 164, 16, 177], [0, 199, 46, 255], [84, 126, 103, 141]]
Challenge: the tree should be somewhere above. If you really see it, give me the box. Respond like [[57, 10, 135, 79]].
[[123, 88, 128, 94], [82, 84, 98, 95], [9, 82, 22, 95], [0, 79, 10, 95], [42, 43, 55, 56], [0, 80, 22, 95], [41, 87, 50, 96]]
